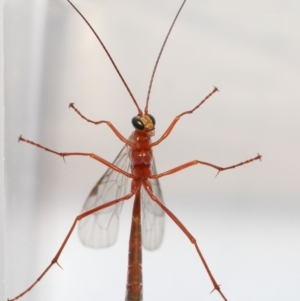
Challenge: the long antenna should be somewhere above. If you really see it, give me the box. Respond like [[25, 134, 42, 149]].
[[144, 0, 187, 114], [67, 0, 143, 115]]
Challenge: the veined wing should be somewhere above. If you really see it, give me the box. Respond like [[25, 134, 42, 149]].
[[141, 158, 165, 250], [78, 145, 130, 248]]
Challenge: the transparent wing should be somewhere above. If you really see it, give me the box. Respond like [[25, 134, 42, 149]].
[[78, 145, 130, 249], [141, 159, 165, 250]]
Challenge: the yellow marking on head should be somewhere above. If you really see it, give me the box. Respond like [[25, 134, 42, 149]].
[[139, 115, 154, 131]]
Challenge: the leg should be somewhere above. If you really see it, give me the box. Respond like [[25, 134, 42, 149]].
[[69, 103, 136, 148], [150, 154, 261, 179], [18, 136, 135, 178], [8, 190, 136, 301], [142, 181, 228, 301], [150, 87, 218, 147]]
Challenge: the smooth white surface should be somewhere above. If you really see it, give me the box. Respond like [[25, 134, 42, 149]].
[[1, 0, 5, 299], [5, 0, 300, 300]]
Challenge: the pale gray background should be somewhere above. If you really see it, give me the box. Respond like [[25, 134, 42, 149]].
[[4, 0, 300, 300], [1, 0, 5, 299]]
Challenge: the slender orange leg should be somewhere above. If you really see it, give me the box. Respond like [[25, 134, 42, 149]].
[[150, 87, 218, 147], [18, 136, 135, 179], [142, 180, 228, 301], [68, 87, 218, 150], [8, 190, 137, 301], [69, 104, 137, 148], [150, 154, 262, 179]]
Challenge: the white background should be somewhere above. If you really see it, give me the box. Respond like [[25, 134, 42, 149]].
[[1, 0, 5, 299], [4, 0, 300, 300]]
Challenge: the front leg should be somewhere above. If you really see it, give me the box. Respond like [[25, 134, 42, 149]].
[[69, 103, 136, 148], [150, 87, 218, 147]]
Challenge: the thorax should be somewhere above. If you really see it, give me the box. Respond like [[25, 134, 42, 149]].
[[128, 130, 153, 178]]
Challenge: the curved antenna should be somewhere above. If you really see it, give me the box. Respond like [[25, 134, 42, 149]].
[[144, 0, 187, 114], [67, 0, 143, 115]]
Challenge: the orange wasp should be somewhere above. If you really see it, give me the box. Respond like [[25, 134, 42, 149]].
[[9, 0, 261, 300]]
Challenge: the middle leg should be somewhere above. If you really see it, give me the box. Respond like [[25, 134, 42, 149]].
[[150, 154, 261, 179]]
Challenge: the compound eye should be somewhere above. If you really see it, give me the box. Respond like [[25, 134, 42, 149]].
[[132, 116, 144, 130], [148, 114, 156, 126]]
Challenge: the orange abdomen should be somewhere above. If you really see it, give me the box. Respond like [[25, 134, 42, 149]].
[[125, 189, 143, 301]]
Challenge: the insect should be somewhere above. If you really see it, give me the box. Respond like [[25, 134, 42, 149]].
[[9, 0, 261, 300]]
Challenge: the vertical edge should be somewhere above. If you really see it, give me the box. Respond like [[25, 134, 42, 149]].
[[0, 0, 5, 299]]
